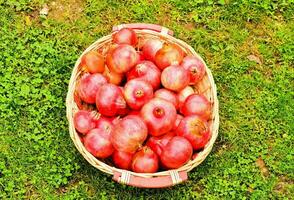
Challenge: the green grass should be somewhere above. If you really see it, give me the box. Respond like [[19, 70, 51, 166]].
[[0, 0, 293, 199]]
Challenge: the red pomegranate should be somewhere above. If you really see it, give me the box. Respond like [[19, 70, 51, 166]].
[[106, 44, 139, 73], [180, 94, 211, 120], [80, 51, 105, 74], [123, 79, 153, 110], [142, 39, 163, 62], [128, 110, 140, 117], [181, 55, 206, 84], [192, 153, 198, 160], [154, 88, 178, 109], [103, 66, 124, 85], [160, 136, 193, 169], [117, 107, 130, 116], [77, 73, 107, 104], [137, 51, 145, 62], [80, 136, 84, 143], [116, 87, 131, 116], [176, 115, 210, 150], [131, 146, 159, 173], [161, 65, 189, 92], [127, 61, 161, 89], [178, 86, 194, 108], [112, 28, 138, 46], [112, 150, 134, 170], [73, 110, 96, 135], [84, 127, 114, 158], [96, 83, 127, 117], [155, 44, 184, 70], [141, 98, 177, 136], [172, 114, 184, 130], [74, 90, 85, 110], [111, 116, 121, 125], [146, 131, 175, 156], [111, 115, 148, 153], [95, 116, 113, 134]]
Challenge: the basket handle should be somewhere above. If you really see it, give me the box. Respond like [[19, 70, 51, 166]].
[[112, 23, 174, 36], [112, 170, 188, 188]]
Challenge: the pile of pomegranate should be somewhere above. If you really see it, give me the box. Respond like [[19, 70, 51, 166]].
[[73, 28, 211, 173]]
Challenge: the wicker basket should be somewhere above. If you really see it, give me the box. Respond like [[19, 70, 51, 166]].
[[66, 23, 219, 188]]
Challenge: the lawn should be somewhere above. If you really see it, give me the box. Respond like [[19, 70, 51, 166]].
[[0, 0, 293, 199]]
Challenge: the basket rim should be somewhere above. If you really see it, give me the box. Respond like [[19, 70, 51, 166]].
[[66, 29, 219, 178]]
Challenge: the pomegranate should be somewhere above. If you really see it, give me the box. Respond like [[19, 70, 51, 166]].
[[118, 86, 124, 93], [131, 146, 159, 173], [178, 86, 194, 108], [80, 51, 105, 74], [146, 131, 175, 156], [160, 136, 193, 169], [116, 86, 131, 116], [106, 44, 139, 74], [180, 94, 211, 120], [111, 116, 121, 125], [89, 111, 101, 124], [124, 79, 153, 110], [117, 107, 130, 116], [161, 65, 189, 92], [137, 51, 145, 62], [172, 114, 184, 130], [128, 110, 140, 116], [154, 89, 178, 109], [181, 55, 206, 84], [112, 150, 133, 170], [126, 61, 161, 89], [155, 44, 184, 70], [141, 98, 177, 136], [95, 116, 113, 134], [73, 110, 96, 135], [112, 28, 138, 46], [111, 115, 148, 153], [142, 39, 163, 62], [80, 136, 84, 143], [74, 90, 85, 110], [103, 66, 124, 85], [176, 115, 210, 150], [77, 73, 107, 104], [115, 96, 130, 116], [96, 83, 127, 116], [192, 153, 198, 160], [84, 127, 114, 158], [107, 43, 119, 54]]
